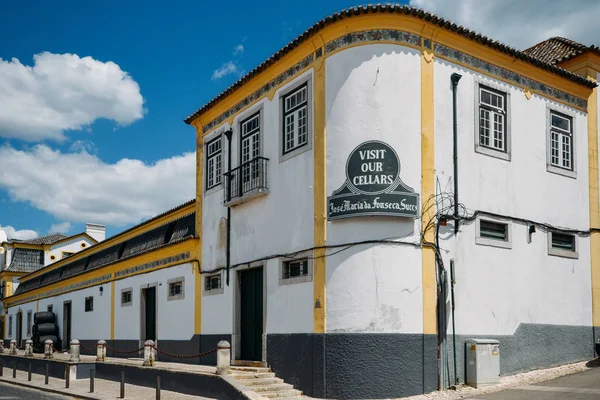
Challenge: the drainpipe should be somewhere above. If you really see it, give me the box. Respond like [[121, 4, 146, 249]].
[[450, 259, 458, 386], [451, 73, 462, 234], [224, 129, 233, 286]]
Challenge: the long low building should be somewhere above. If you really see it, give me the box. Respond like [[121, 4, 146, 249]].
[[4, 5, 600, 400]]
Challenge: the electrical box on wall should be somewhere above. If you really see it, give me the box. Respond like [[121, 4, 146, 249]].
[[466, 339, 500, 388]]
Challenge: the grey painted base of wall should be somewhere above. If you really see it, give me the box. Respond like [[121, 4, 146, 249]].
[[445, 324, 598, 387], [267, 333, 438, 399], [78, 335, 231, 366]]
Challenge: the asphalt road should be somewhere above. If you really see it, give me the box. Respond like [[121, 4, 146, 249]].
[[466, 367, 600, 400], [0, 382, 70, 399]]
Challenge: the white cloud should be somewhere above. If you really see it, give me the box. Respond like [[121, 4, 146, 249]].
[[0, 145, 195, 226], [49, 222, 71, 234], [233, 44, 244, 55], [69, 140, 97, 154], [409, 0, 600, 49], [0, 52, 145, 142], [212, 61, 241, 80], [0, 225, 38, 240]]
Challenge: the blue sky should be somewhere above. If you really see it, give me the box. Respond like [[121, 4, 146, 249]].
[[0, 0, 596, 240]]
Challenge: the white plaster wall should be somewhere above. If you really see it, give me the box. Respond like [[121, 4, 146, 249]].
[[201, 70, 316, 335], [265, 258, 313, 334], [5, 301, 37, 341], [434, 59, 592, 335], [325, 44, 424, 334], [113, 263, 195, 341], [46, 236, 94, 265], [37, 284, 111, 341]]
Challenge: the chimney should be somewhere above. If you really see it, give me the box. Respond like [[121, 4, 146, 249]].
[[86, 223, 106, 242]]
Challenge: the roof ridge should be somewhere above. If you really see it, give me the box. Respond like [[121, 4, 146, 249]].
[[184, 4, 596, 125]]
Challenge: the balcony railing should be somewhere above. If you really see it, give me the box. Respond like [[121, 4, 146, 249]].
[[224, 157, 269, 205]]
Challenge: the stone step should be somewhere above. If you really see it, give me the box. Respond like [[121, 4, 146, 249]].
[[232, 372, 276, 379], [231, 366, 272, 373], [252, 383, 294, 392], [260, 389, 303, 398], [235, 377, 284, 386]]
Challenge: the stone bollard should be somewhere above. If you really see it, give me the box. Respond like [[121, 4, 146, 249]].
[[96, 340, 106, 362], [0, 340, 5, 353], [142, 340, 155, 366], [25, 339, 33, 357], [9, 340, 17, 355], [69, 339, 80, 363], [216, 341, 231, 375], [44, 339, 54, 360]]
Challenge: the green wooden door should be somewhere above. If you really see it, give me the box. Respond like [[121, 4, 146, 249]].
[[240, 267, 263, 361], [145, 287, 156, 341]]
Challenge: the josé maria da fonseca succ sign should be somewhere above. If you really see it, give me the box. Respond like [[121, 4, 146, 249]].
[[327, 140, 420, 220]]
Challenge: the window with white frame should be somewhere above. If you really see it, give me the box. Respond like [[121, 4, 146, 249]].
[[475, 218, 512, 249], [240, 113, 261, 190], [167, 277, 185, 301], [121, 289, 132, 306], [282, 84, 308, 154], [206, 135, 222, 190], [478, 85, 507, 152], [279, 257, 312, 285], [27, 310, 32, 335], [549, 111, 573, 171], [548, 231, 577, 258]]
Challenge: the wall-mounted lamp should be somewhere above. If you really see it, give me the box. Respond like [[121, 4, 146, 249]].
[[99, 286, 104, 296]]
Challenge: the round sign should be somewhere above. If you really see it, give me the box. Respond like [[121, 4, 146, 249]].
[[345, 140, 401, 195]]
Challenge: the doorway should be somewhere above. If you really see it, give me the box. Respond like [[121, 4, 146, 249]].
[[62, 301, 72, 350], [141, 287, 157, 342], [16, 311, 22, 348], [239, 267, 264, 361]]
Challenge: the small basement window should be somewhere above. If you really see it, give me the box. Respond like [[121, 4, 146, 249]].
[[121, 289, 132, 306], [204, 273, 224, 296], [548, 231, 578, 258], [167, 277, 185, 301], [475, 218, 511, 249], [8, 315, 12, 337], [62, 251, 75, 259], [85, 296, 94, 312], [280, 257, 312, 285], [27, 310, 32, 335], [47, 305, 53, 313]]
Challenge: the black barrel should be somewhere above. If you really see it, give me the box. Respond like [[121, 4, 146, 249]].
[[34, 312, 56, 325], [37, 322, 58, 336], [32, 325, 39, 336]]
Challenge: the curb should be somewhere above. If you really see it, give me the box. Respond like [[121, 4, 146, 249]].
[[0, 376, 99, 400]]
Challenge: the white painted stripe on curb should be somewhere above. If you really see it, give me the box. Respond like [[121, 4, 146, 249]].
[[515, 385, 600, 395]]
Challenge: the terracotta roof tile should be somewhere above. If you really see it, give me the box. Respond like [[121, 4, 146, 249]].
[[523, 37, 597, 65], [7, 233, 68, 245]]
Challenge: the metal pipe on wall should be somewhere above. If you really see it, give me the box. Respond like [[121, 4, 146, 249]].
[[451, 73, 462, 233], [225, 129, 233, 286]]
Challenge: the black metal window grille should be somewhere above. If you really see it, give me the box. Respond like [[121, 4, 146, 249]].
[[479, 220, 508, 241], [169, 281, 183, 297], [27, 311, 32, 335], [8, 315, 12, 336], [479, 85, 507, 152], [121, 290, 132, 305], [206, 135, 223, 190], [551, 232, 576, 252], [550, 111, 573, 170], [225, 157, 269, 202], [283, 84, 308, 154], [283, 259, 309, 279], [85, 296, 94, 312], [205, 275, 221, 291]]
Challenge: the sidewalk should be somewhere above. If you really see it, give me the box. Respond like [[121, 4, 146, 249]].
[[0, 364, 218, 400]]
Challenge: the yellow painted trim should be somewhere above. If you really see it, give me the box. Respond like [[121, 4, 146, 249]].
[[587, 69, 600, 327], [559, 53, 600, 77], [11, 243, 44, 250], [313, 44, 326, 334], [193, 261, 202, 335], [6, 239, 198, 307], [195, 130, 203, 335], [421, 38, 437, 335], [36, 300, 39, 312], [21, 202, 196, 282], [190, 13, 591, 129], [110, 280, 115, 340]]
